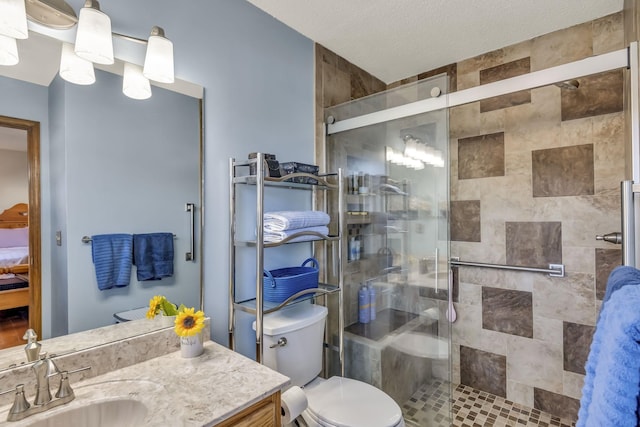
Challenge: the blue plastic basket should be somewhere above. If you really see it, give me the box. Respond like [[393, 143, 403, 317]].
[[263, 258, 319, 303]]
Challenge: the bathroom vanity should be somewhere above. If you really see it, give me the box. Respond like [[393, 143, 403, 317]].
[[0, 329, 288, 426]]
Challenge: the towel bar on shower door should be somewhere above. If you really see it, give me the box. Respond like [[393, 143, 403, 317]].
[[450, 259, 565, 277]]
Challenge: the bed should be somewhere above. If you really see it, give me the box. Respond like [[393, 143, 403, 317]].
[[0, 203, 29, 310]]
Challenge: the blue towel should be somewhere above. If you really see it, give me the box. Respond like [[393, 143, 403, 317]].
[[602, 265, 640, 306], [577, 285, 640, 427], [133, 233, 174, 281], [91, 234, 133, 290]]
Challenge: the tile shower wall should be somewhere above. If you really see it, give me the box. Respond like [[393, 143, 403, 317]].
[[315, 11, 625, 423], [444, 13, 623, 422]]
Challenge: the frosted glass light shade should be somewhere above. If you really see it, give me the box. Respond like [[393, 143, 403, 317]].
[[0, 34, 19, 66], [143, 27, 174, 83], [0, 0, 28, 39], [123, 63, 151, 100], [74, 0, 113, 65], [59, 43, 95, 85]]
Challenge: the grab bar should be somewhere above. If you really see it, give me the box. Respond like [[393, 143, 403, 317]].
[[450, 259, 565, 278], [185, 203, 195, 262]]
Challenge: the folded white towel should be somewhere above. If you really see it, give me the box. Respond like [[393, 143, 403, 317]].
[[264, 226, 329, 243], [264, 211, 330, 231]]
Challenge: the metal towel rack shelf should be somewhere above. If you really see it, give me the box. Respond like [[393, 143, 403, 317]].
[[450, 259, 565, 278]]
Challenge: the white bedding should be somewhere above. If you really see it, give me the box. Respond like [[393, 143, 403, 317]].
[[0, 246, 28, 279]]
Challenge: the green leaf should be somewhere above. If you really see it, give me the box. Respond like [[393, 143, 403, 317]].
[[177, 304, 187, 313], [160, 299, 179, 316]]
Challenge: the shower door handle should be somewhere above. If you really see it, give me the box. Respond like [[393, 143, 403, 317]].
[[595, 232, 622, 244], [185, 203, 195, 261]]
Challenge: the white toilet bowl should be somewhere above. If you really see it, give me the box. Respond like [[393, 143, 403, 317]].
[[299, 377, 405, 427]]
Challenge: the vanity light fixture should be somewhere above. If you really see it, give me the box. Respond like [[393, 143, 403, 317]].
[[143, 26, 174, 84], [0, 0, 29, 40], [122, 62, 152, 100], [0, 34, 19, 66], [74, 0, 114, 65], [0, 0, 28, 66], [3, 0, 176, 99], [59, 42, 95, 85]]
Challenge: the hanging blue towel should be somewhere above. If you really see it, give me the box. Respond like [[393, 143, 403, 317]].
[[133, 233, 174, 281], [91, 234, 133, 290], [602, 265, 640, 305], [577, 284, 640, 427]]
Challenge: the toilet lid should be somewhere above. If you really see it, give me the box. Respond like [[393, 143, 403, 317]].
[[305, 377, 403, 427]]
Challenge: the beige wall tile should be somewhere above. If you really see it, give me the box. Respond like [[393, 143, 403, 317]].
[[563, 246, 596, 275], [531, 22, 593, 71], [506, 335, 563, 393], [457, 71, 479, 91], [458, 48, 507, 76], [533, 273, 596, 326], [507, 380, 535, 408], [533, 316, 563, 343], [452, 303, 508, 355], [593, 12, 624, 55], [560, 194, 620, 247], [450, 103, 480, 139], [458, 281, 482, 305], [563, 371, 586, 400], [593, 112, 625, 194]]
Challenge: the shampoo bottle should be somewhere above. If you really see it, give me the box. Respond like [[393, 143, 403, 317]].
[[369, 284, 376, 321], [358, 285, 370, 324]]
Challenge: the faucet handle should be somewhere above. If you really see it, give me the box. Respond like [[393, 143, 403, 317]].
[[55, 372, 74, 399], [0, 384, 30, 416], [54, 366, 91, 400]]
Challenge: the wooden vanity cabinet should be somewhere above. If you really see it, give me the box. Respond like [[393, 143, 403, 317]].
[[216, 391, 281, 427]]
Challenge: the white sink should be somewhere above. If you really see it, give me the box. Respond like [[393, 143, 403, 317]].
[[24, 399, 148, 427]]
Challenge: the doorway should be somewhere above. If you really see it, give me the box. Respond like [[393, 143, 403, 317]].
[[0, 115, 41, 348]]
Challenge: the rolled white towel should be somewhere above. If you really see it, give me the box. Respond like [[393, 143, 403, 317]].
[[264, 210, 330, 231]]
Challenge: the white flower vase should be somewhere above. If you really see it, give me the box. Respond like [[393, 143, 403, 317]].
[[180, 332, 204, 358], [161, 315, 176, 327]]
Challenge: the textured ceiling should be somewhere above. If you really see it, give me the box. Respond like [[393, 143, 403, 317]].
[[247, 0, 624, 83]]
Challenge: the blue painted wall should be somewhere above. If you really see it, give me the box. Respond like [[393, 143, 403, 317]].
[[59, 0, 316, 347]]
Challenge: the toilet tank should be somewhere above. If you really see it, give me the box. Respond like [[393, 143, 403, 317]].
[[253, 303, 328, 387]]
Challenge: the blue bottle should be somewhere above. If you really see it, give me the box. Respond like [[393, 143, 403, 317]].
[[369, 284, 376, 321], [358, 285, 370, 324]]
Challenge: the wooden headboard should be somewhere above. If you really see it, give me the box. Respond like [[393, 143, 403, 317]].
[[0, 203, 28, 229]]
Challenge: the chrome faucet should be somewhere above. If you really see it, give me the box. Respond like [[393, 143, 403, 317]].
[[0, 354, 91, 422], [33, 352, 59, 405]]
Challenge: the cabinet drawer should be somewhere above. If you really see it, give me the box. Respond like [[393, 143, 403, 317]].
[[217, 391, 281, 427]]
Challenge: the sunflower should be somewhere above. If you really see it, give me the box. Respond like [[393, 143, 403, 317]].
[[146, 295, 164, 319], [174, 307, 205, 337]]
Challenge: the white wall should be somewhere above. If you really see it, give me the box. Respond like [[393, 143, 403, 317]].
[[0, 149, 28, 207]]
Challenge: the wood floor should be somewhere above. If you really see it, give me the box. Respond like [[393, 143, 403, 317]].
[[0, 307, 29, 349]]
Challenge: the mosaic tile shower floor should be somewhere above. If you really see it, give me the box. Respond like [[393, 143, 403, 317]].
[[402, 380, 576, 427]]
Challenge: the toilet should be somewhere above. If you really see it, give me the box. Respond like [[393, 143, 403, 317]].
[[255, 303, 405, 427]]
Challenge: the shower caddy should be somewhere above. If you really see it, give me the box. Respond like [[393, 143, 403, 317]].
[[228, 153, 345, 370]]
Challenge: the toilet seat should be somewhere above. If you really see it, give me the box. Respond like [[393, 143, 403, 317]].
[[303, 377, 405, 427]]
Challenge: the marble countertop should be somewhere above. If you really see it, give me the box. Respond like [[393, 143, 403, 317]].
[[0, 340, 290, 426]]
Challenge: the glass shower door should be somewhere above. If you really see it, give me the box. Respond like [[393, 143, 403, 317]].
[[325, 76, 451, 427]]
